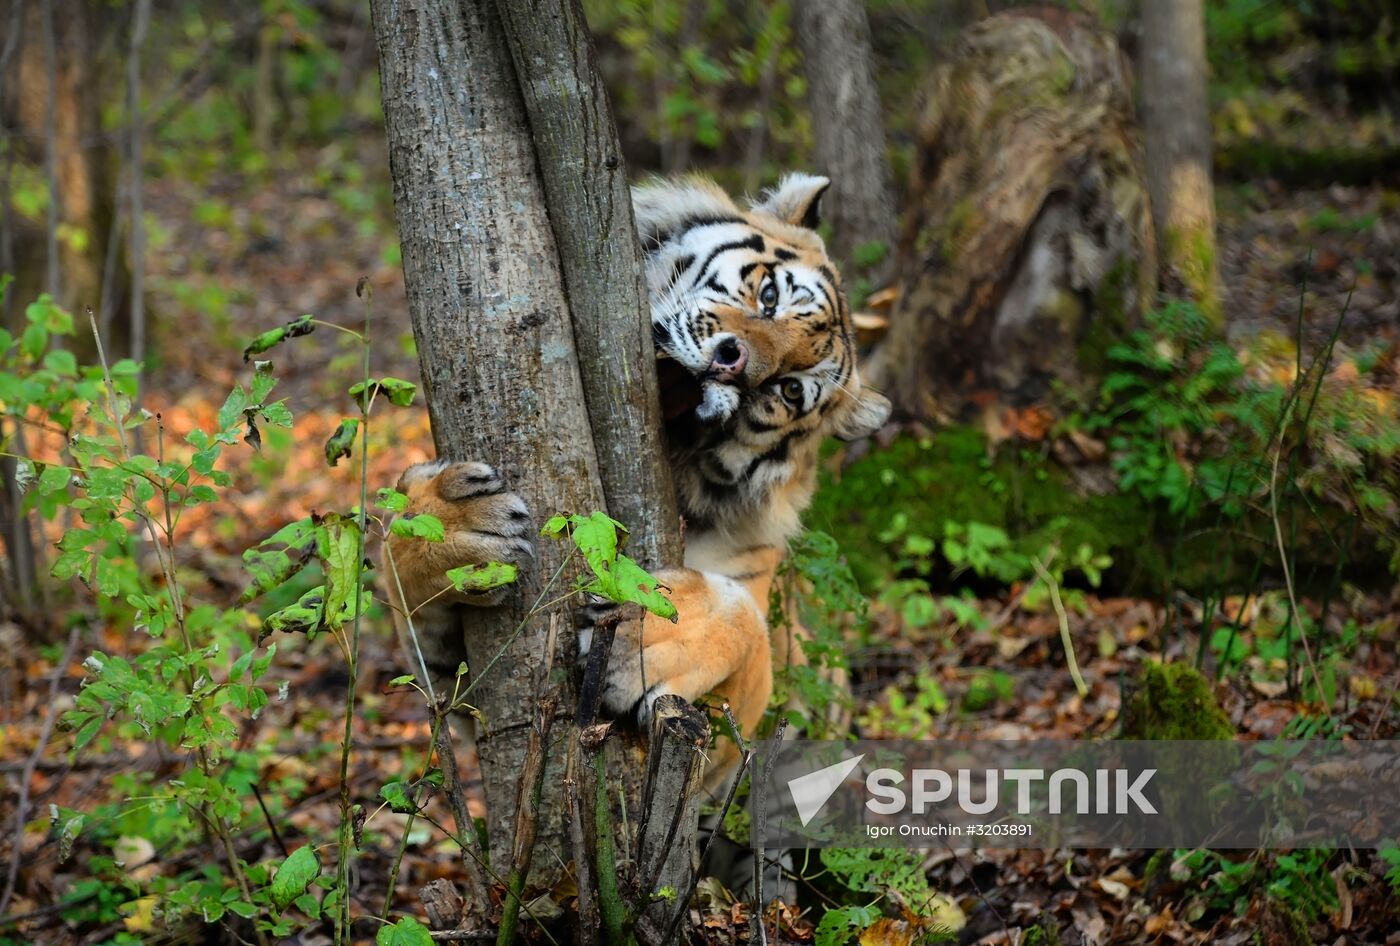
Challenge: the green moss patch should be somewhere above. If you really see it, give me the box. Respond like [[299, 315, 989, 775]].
[[1120, 662, 1234, 741], [805, 428, 1155, 594]]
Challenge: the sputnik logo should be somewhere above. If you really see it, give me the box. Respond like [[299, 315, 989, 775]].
[[786, 754, 865, 827]]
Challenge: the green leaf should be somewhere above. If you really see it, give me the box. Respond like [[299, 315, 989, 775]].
[[390, 514, 444, 542], [317, 513, 366, 633], [814, 903, 880, 946], [378, 779, 418, 813], [590, 556, 677, 622], [56, 814, 84, 862], [446, 562, 518, 594], [376, 916, 433, 946], [262, 587, 328, 641], [37, 464, 72, 495], [259, 400, 294, 428], [271, 846, 320, 911], [544, 512, 676, 621], [348, 377, 418, 410], [239, 547, 309, 604], [217, 385, 248, 432], [26, 294, 73, 333], [242, 314, 314, 362], [324, 418, 359, 467], [43, 349, 77, 377], [250, 360, 278, 402], [375, 488, 409, 512]]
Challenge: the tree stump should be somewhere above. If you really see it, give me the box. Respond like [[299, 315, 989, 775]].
[[868, 9, 1156, 423]]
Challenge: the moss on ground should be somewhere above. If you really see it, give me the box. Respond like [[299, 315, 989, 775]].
[[1021, 924, 1061, 946], [804, 428, 1157, 594], [1121, 662, 1234, 740]]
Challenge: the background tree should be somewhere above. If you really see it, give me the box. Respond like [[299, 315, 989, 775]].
[[867, 10, 1155, 422], [1139, 0, 1220, 323], [8, 0, 128, 345], [792, 0, 898, 284]]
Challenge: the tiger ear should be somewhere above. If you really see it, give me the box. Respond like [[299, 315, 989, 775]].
[[751, 173, 831, 229], [833, 388, 891, 442]]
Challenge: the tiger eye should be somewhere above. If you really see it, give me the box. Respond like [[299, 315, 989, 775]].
[[760, 279, 778, 309], [781, 379, 804, 403]]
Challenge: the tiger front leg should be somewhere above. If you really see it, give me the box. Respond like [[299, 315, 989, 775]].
[[582, 568, 774, 743], [383, 461, 534, 691]]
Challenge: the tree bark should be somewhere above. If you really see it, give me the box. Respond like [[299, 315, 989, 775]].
[[792, 0, 897, 284], [1138, 0, 1220, 324], [10, 0, 126, 347], [370, 0, 604, 885], [866, 9, 1155, 421], [492, 0, 680, 569]]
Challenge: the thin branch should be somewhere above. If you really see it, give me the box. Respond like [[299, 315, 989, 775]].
[[1030, 555, 1088, 698], [431, 709, 491, 923], [750, 716, 788, 946], [496, 692, 558, 946], [1269, 399, 1329, 708]]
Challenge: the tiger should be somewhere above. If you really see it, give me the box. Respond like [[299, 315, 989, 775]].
[[385, 173, 889, 792]]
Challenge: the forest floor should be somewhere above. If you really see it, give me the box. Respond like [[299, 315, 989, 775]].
[[3, 161, 1399, 945]]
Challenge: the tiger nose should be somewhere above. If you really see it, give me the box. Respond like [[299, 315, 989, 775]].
[[708, 336, 748, 382]]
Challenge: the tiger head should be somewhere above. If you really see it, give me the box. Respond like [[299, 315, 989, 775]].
[[634, 173, 891, 546]]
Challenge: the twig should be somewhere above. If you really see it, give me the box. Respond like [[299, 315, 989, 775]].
[[335, 277, 377, 946], [432, 711, 491, 922], [429, 932, 495, 942], [662, 702, 755, 945], [249, 783, 289, 858], [496, 693, 558, 946], [750, 716, 789, 946], [1030, 555, 1088, 697], [1268, 399, 1329, 708], [0, 624, 79, 916]]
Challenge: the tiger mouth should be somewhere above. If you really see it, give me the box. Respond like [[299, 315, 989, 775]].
[[656, 351, 706, 421], [655, 349, 745, 423]]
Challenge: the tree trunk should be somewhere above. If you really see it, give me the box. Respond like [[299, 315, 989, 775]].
[[1138, 0, 1220, 323], [371, 0, 605, 886], [866, 9, 1155, 422], [792, 0, 897, 284], [492, 0, 681, 569], [10, 0, 126, 347], [372, 0, 697, 921]]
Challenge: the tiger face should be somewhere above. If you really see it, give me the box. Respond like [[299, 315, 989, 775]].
[[634, 174, 891, 546]]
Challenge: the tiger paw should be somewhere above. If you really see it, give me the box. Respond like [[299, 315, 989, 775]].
[[388, 460, 534, 608], [597, 615, 720, 726]]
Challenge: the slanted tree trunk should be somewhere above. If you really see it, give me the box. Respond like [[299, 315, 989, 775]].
[[792, 0, 897, 284], [1139, 0, 1220, 323], [867, 10, 1156, 422], [492, 0, 681, 569], [372, 1, 699, 932]]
